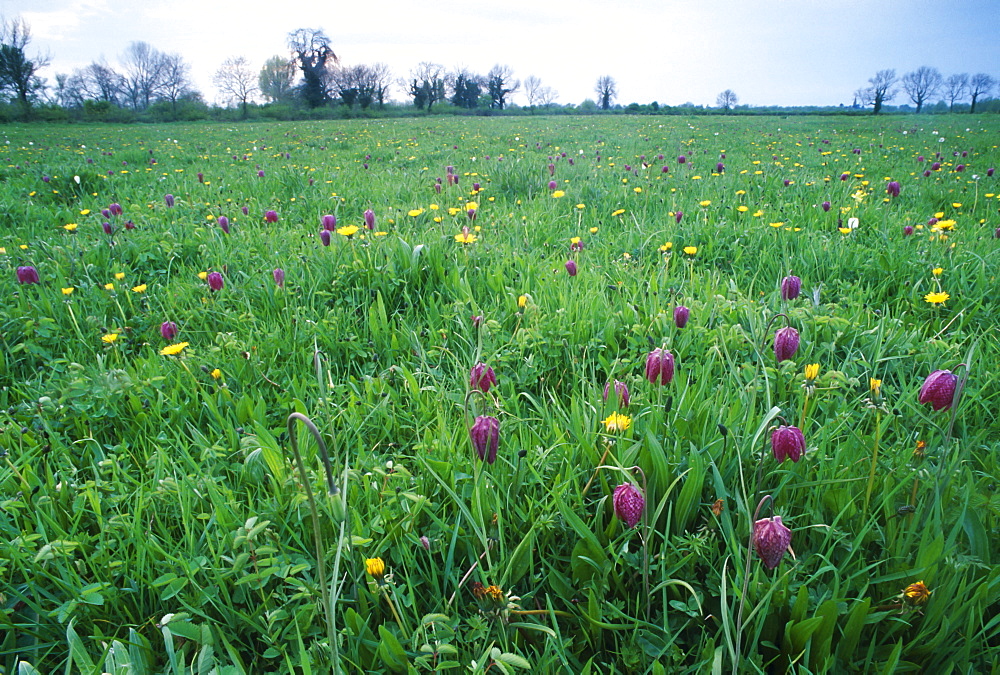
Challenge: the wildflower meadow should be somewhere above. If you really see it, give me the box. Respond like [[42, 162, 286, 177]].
[[1, 114, 999, 673]]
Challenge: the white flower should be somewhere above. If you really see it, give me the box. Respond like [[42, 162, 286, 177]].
[[848, 217, 860, 229]]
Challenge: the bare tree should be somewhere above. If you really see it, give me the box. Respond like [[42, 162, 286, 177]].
[[968, 73, 995, 113], [214, 56, 258, 118], [943, 73, 968, 112], [524, 75, 556, 107], [447, 67, 482, 109], [716, 89, 738, 112], [405, 62, 445, 111], [159, 53, 195, 114], [258, 56, 295, 103], [864, 69, 897, 114], [366, 62, 392, 108], [77, 61, 125, 104], [486, 64, 518, 109], [120, 41, 169, 110], [0, 17, 48, 113], [287, 28, 336, 108], [595, 75, 617, 110], [901, 66, 941, 113]]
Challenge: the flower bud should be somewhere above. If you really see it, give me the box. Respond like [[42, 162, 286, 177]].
[[207, 272, 224, 292], [469, 362, 497, 393], [160, 321, 179, 340], [752, 515, 792, 570], [217, 216, 229, 234], [272, 268, 285, 287], [918, 369, 957, 411], [16, 266, 39, 284], [164, 194, 175, 207], [821, 201, 831, 212], [645, 348, 675, 385], [613, 482, 645, 529], [886, 180, 901, 197], [364, 209, 376, 230], [774, 326, 800, 362], [780, 275, 801, 301], [565, 259, 578, 276], [321, 214, 336, 230], [903, 225, 914, 236], [673, 305, 690, 328], [771, 425, 806, 462], [603, 380, 630, 408], [320, 230, 331, 246], [470, 415, 500, 464]]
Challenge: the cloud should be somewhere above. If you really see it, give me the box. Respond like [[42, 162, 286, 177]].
[[22, 0, 111, 41]]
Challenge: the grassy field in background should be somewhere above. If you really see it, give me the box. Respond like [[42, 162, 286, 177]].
[[1, 114, 998, 674]]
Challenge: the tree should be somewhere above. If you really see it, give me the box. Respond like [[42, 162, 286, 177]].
[[716, 89, 738, 112], [287, 28, 336, 108], [968, 73, 995, 114], [258, 56, 295, 103], [214, 57, 258, 118], [449, 68, 482, 109], [595, 75, 617, 110], [76, 62, 125, 105], [159, 53, 195, 114], [901, 66, 941, 113], [865, 69, 897, 114], [406, 62, 445, 111], [943, 73, 968, 112], [486, 64, 518, 110], [0, 17, 48, 114], [121, 41, 168, 110], [523, 75, 557, 107]]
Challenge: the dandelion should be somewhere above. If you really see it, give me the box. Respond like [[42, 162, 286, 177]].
[[365, 557, 386, 581], [104, 283, 115, 291], [210, 368, 221, 379], [613, 483, 645, 528], [63, 223, 78, 232], [408, 208, 424, 217], [551, 190, 565, 198], [131, 284, 147, 293], [337, 225, 360, 237], [517, 294, 528, 308], [61, 287, 74, 295], [804, 363, 819, 383], [923, 291, 949, 305], [683, 246, 697, 256], [918, 369, 957, 411], [659, 242, 673, 252], [611, 209, 625, 217], [160, 342, 189, 356], [699, 200, 711, 207], [932, 267, 943, 277], [102, 333, 119, 344], [902, 581, 931, 606], [115, 272, 125, 280], [752, 515, 792, 570], [455, 229, 477, 244], [602, 412, 632, 433], [869, 377, 882, 399]]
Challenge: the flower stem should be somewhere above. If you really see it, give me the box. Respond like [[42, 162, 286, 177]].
[[863, 410, 882, 513]]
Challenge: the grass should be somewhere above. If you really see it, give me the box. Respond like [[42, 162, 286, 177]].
[[1, 114, 999, 674]]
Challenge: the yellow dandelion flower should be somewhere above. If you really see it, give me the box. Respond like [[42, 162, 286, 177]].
[[576, 203, 586, 209], [197, 271, 208, 280], [408, 208, 424, 217], [902, 581, 931, 606], [570, 236, 581, 245], [63, 223, 78, 231], [337, 225, 359, 237], [517, 294, 528, 308], [433, 216, 442, 223], [79, 209, 91, 216], [160, 342, 190, 356], [839, 227, 852, 234], [589, 227, 598, 234], [365, 557, 385, 580], [101, 333, 118, 344], [737, 205, 748, 212], [622, 251, 632, 260], [602, 412, 632, 433], [551, 190, 565, 198], [804, 363, 819, 381], [131, 284, 147, 293], [210, 368, 222, 379], [659, 242, 673, 252], [769, 222, 784, 228], [934, 211, 945, 219], [934, 220, 955, 231], [115, 272, 125, 280], [753, 210, 764, 217], [932, 267, 943, 276], [62, 287, 75, 295], [455, 232, 477, 244], [611, 209, 625, 216], [683, 246, 697, 255], [699, 200, 711, 207], [951, 202, 961, 208], [104, 283, 115, 290], [924, 291, 949, 304], [633, 187, 642, 193], [870, 378, 882, 396], [465, 202, 478, 211], [429, 203, 440, 210], [484, 585, 504, 602]]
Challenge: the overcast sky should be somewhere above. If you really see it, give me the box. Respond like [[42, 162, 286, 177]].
[[5, 0, 999, 108]]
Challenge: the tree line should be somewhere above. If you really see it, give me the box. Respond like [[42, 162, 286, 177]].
[[0, 18, 997, 121]]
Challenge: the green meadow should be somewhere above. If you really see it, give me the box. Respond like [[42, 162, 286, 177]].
[[1, 115, 998, 673]]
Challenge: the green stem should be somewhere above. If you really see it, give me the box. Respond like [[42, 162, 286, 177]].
[[863, 411, 882, 513]]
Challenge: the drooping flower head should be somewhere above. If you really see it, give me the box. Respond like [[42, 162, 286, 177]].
[[821, 201, 831, 212], [903, 225, 914, 236], [886, 180, 901, 198], [320, 230, 331, 246], [160, 321, 179, 340], [16, 266, 39, 285], [469, 362, 497, 394], [774, 326, 800, 362], [470, 415, 500, 464], [321, 214, 337, 230], [780, 275, 802, 301], [264, 210, 279, 224], [752, 515, 792, 570], [272, 268, 285, 287], [109, 203, 123, 216], [673, 305, 690, 328], [364, 209, 376, 230], [918, 369, 958, 411], [645, 348, 675, 385], [771, 425, 806, 462], [613, 482, 645, 529], [603, 380, 630, 408], [164, 194, 175, 207], [206, 271, 224, 292], [565, 259, 578, 276], [217, 216, 230, 234]]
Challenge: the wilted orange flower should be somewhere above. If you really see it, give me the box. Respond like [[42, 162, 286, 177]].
[[902, 581, 931, 606]]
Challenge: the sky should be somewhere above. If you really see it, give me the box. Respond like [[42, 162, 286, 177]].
[[4, 0, 999, 108]]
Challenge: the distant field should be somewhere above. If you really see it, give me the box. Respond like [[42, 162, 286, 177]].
[[2, 115, 998, 673]]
